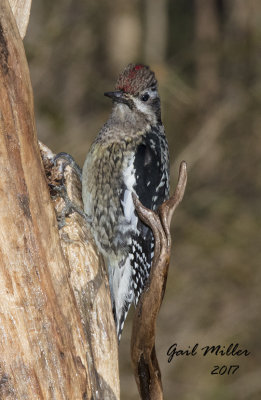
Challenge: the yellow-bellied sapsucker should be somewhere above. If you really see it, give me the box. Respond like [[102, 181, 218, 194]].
[[82, 64, 169, 340]]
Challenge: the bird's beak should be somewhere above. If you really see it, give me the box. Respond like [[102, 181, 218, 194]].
[[104, 90, 130, 106]]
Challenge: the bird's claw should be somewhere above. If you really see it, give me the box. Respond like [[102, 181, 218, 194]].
[[49, 152, 91, 228], [53, 152, 82, 181]]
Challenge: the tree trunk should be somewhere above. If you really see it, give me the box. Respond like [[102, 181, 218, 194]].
[[9, 0, 32, 39], [0, 1, 119, 399]]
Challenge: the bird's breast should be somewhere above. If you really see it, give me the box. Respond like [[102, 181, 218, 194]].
[[82, 140, 139, 258]]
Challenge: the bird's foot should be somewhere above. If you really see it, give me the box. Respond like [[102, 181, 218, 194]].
[[49, 183, 90, 228], [49, 152, 91, 228], [53, 152, 82, 181]]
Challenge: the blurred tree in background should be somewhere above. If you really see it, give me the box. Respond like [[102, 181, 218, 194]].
[[25, 0, 261, 399]]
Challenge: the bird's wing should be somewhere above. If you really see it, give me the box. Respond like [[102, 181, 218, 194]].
[[120, 128, 170, 305]]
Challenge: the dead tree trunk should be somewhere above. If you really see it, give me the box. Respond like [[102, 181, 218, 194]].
[[0, 1, 119, 399]]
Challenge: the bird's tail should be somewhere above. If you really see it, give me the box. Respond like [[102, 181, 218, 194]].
[[108, 256, 133, 341]]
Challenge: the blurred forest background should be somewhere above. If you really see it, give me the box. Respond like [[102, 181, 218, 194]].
[[24, 0, 260, 399]]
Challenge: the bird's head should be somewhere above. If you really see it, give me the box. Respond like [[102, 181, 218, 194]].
[[104, 64, 161, 124]]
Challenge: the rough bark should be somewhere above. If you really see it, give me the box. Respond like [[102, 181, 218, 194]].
[[0, 1, 119, 399]]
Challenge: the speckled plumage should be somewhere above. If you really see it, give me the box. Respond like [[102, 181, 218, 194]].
[[82, 64, 169, 340]]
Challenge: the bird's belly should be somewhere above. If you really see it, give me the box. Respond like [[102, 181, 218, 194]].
[[83, 148, 138, 259], [86, 179, 136, 262]]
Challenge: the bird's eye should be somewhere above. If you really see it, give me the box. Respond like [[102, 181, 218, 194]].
[[141, 93, 150, 102]]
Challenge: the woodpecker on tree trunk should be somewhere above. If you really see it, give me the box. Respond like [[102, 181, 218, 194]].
[[82, 64, 170, 340]]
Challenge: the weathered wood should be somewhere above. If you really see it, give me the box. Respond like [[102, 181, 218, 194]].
[[0, 1, 119, 399], [9, 0, 32, 39], [39, 143, 120, 399]]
